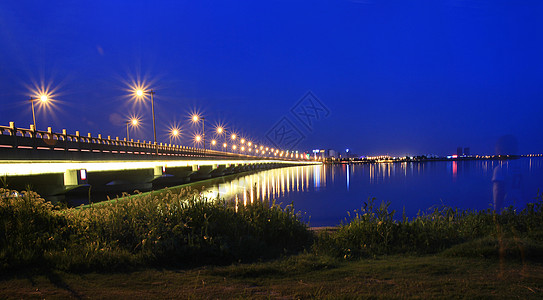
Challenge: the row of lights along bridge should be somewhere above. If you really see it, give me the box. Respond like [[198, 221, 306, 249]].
[[27, 86, 302, 158]]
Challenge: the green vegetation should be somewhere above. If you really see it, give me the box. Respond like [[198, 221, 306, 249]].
[[314, 197, 543, 260], [1, 188, 543, 298], [0, 188, 312, 272], [1, 254, 542, 298]]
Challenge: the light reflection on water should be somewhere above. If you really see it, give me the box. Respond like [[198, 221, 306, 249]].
[[195, 158, 543, 227]]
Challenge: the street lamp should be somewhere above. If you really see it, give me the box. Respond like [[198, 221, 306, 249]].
[[126, 118, 138, 140], [216, 126, 226, 152], [230, 133, 237, 153], [192, 115, 206, 151], [170, 128, 180, 144], [194, 134, 202, 148], [135, 89, 157, 154], [29, 95, 48, 130]]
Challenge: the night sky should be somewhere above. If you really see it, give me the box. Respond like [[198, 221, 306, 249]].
[[1, 0, 542, 156]]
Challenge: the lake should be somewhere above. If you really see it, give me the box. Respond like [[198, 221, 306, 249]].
[[190, 158, 543, 227]]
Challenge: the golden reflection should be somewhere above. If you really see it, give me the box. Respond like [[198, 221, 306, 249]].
[[296, 167, 300, 192], [194, 166, 323, 209], [243, 186, 247, 207], [287, 168, 290, 193]]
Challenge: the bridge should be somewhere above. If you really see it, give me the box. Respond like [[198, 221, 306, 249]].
[[0, 122, 317, 198]]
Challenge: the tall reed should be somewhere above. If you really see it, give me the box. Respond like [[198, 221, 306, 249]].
[[0, 187, 312, 271], [314, 194, 543, 259]]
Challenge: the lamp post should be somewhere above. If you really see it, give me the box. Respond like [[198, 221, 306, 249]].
[[126, 118, 138, 140], [194, 134, 202, 149], [29, 95, 48, 130], [135, 89, 157, 154], [216, 126, 225, 152], [192, 115, 206, 152], [231, 133, 237, 153], [170, 128, 180, 145]]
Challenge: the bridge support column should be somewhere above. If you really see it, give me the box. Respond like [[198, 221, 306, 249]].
[[154, 166, 164, 178], [64, 169, 88, 189]]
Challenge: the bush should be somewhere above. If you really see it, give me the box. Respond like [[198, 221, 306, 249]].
[[442, 236, 543, 261], [0, 188, 313, 272], [314, 195, 543, 259], [0, 189, 67, 270]]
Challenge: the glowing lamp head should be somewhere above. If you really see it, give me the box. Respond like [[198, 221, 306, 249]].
[[241, 146, 245, 151], [211, 140, 216, 145], [39, 95, 48, 102], [248, 142, 252, 146], [195, 135, 201, 142], [223, 143, 227, 148], [233, 145, 237, 150], [231, 134, 236, 140], [192, 115, 199, 122], [217, 127, 223, 134], [240, 138, 245, 144], [172, 129, 179, 136], [131, 119, 138, 126], [136, 90, 144, 97]]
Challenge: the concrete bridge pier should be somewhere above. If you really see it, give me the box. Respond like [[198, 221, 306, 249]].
[[209, 164, 226, 177], [63, 169, 90, 193], [152, 165, 195, 188], [190, 164, 217, 181], [85, 169, 154, 194], [223, 164, 235, 175]]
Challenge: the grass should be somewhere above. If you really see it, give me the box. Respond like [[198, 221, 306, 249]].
[[0, 187, 312, 272], [1, 254, 542, 299], [1, 188, 543, 298], [313, 196, 543, 260]]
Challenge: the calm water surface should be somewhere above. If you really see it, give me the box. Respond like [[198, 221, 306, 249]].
[[197, 158, 543, 227]]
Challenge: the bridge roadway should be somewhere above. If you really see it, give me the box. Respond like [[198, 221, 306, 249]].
[[0, 122, 316, 197]]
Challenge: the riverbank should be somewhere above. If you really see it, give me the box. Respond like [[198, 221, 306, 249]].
[[2, 188, 543, 298]]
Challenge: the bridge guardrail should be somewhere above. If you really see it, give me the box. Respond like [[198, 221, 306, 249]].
[[0, 122, 300, 161]]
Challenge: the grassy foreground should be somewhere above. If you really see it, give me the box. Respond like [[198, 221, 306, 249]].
[[0, 187, 312, 271], [1, 254, 542, 298], [1, 188, 543, 298]]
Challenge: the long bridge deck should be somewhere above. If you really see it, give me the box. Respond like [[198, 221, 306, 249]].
[[0, 122, 316, 197]]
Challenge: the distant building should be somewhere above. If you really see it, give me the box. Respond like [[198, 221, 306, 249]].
[[457, 147, 463, 156], [312, 149, 326, 159], [328, 149, 338, 158], [464, 147, 470, 156]]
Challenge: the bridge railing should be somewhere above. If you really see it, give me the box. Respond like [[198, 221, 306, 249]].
[[0, 122, 299, 161]]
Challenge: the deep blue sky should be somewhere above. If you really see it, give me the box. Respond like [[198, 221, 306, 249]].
[[1, 0, 542, 156]]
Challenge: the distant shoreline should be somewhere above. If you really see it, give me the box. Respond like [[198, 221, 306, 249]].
[[322, 154, 537, 165]]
